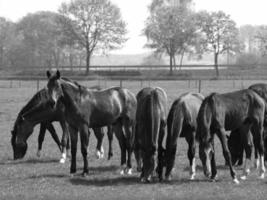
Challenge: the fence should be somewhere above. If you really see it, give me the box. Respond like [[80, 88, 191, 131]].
[[1, 79, 266, 96]]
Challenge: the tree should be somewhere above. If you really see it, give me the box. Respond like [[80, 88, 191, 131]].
[[58, 0, 127, 74], [255, 26, 267, 57], [144, 6, 198, 74], [197, 11, 240, 77], [0, 17, 14, 67], [16, 11, 66, 67]]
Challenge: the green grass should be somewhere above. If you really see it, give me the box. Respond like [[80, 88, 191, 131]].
[[1, 79, 267, 200]]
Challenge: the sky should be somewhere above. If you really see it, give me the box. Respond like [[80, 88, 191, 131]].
[[1, 0, 267, 54]]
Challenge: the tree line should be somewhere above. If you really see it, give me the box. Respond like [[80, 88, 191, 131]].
[[1, 0, 267, 76]]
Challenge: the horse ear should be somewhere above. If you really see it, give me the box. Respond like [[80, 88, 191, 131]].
[[56, 70, 61, 79], [46, 71, 51, 79]]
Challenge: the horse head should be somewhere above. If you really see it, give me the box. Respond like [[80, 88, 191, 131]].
[[46, 70, 63, 108], [11, 116, 33, 159]]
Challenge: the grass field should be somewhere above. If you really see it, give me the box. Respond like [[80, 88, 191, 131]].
[[1, 79, 267, 200]]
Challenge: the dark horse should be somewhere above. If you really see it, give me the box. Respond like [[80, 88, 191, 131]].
[[165, 92, 204, 181], [11, 86, 114, 163], [197, 89, 266, 184], [46, 70, 137, 175], [227, 83, 267, 167], [135, 87, 167, 182]]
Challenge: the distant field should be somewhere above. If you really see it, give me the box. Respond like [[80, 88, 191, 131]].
[[1, 79, 267, 200]]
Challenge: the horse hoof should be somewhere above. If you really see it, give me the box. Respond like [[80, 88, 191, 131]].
[[100, 152, 104, 159], [165, 175, 172, 181], [210, 178, 216, 182], [36, 151, 41, 157], [140, 177, 145, 183], [190, 174, 195, 180], [120, 169, 125, 175], [59, 158, 66, 164], [233, 178, 240, 184], [240, 175, 247, 180], [82, 173, 88, 177], [95, 150, 101, 159], [126, 168, 133, 175], [259, 173, 265, 179]]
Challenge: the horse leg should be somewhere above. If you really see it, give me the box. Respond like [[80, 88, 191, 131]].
[[59, 120, 69, 164], [210, 135, 217, 180], [251, 123, 265, 179], [239, 126, 253, 180], [113, 122, 127, 175], [185, 131, 196, 180], [156, 121, 166, 181], [69, 126, 78, 175], [107, 125, 114, 160], [80, 125, 90, 176], [92, 127, 104, 159], [37, 123, 47, 157], [217, 128, 238, 183], [46, 123, 61, 153], [123, 118, 135, 175]]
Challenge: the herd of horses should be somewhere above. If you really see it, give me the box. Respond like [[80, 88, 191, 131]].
[[10, 70, 267, 184]]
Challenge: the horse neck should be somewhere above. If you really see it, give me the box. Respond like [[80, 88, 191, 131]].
[[23, 103, 59, 125], [18, 89, 48, 116]]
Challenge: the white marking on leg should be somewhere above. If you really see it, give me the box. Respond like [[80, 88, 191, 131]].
[[59, 152, 66, 164], [95, 149, 101, 159], [127, 168, 133, 175], [100, 146, 104, 158], [190, 158, 196, 180], [241, 158, 250, 180], [254, 158, 260, 169], [259, 155, 265, 179], [233, 178, 240, 184], [36, 150, 41, 157]]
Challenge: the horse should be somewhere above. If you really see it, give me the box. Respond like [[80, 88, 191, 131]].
[[227, 83, 267, 167], [164, 92, 204, 181], [135, 87, 167, 182], [11, 86, 114, 163], [46, 70, 137, 176], [196, 89, 266, 184]]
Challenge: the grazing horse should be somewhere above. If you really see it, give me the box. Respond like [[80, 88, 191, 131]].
[[11, 87, 114, 163], [227, 83, 267, 167], [197, 89, 266, 184], [165, 92, 204, 181], [11, 88, 70, 162], [135, 87, 167, 182], [46, 70, 137, 176]]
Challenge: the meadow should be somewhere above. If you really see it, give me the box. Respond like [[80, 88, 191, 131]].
[[1, 79, 267, 200]]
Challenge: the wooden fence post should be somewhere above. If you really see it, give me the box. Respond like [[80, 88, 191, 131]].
[[198, 80, 201, 93]]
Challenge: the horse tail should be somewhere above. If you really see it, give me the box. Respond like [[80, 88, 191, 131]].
[[147, 89, 161, 155], [196, 93, 215, 142], [167, 101, 184, 149]]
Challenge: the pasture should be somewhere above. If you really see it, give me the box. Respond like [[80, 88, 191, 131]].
[[1, 79, 267, 200]]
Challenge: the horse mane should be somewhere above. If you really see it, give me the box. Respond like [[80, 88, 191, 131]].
[[12, 88, 49, 133]]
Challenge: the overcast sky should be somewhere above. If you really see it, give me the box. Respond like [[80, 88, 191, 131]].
[[1, 0, 267, 54]]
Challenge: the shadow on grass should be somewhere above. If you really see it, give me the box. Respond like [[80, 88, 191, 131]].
[[28, 173, 68, 179], [70, 176, 140, 187], [0, 158, 59, 165], [183, 164, 229, 172], [76, 165, 119, 174]]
